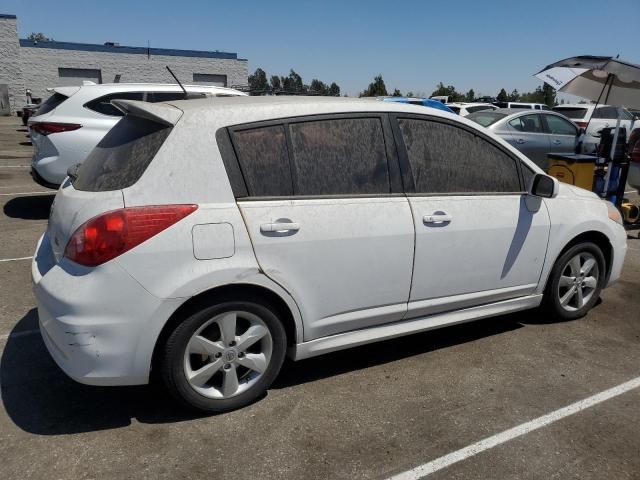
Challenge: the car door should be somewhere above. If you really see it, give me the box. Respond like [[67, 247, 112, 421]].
[[391, 115, 550, 319], [542, 113, 578, 155], [505, 113, 552, 168], [230, 115, 415, 341]]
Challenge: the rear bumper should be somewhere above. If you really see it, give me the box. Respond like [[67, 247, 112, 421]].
[[30, 167, 59, 189], [32, 232, 183, 386]]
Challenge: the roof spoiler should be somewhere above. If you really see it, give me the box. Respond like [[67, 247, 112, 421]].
[[110, 99, 183, 126]]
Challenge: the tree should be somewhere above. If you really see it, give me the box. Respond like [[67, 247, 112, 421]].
[[270, 75, 282, 91], [27, 32, 49, 42], [508, 89, 520, 102], [286, 69, 304, 93], [497, 88, 508, 102], [430, 82, 464, 102], [392, 88, 402, 97], [406, 91, 414, 98], [542, 83, 556, 107], [465, 89, 475, 102], [360, 75, 388, 97], [328, 82, 340, 96], [248, 68, 269, 94], [309, 79, 328, 95]]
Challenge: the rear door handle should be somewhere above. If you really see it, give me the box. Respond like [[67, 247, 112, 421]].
[[552, 139, 562, 145], [423, 214, 452, 224], [260, 222, 300, 233], [516, 138, 526, 144]]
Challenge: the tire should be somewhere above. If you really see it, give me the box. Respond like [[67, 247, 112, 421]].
[[542, 242, 606, 321], [160, 299, 287, 413]]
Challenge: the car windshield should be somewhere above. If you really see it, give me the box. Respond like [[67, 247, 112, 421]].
[[466, 111, 507, 127], [552, 107, 588, 119]]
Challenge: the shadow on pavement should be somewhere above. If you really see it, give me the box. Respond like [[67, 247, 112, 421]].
[[3, 194, 54, 220], [1, 307, 541, 436]]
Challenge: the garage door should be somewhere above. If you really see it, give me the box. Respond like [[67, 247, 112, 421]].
[[57, 68, 102, 86], [192, 73, 227, 86]]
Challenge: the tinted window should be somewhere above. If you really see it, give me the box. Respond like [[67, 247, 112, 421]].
[[509, 103, 532, 109], [552, 107, 588, 119], [509, 114, 543, 133], [73, 116, 171, 191], [592, 106, 619, 119], [35, 93, 68, 116], [85, 92, 144, 116], [545, 115, 578, 136], [231, 125, 293, 197], [541, 105, 551, 111], [289, 118, 389, 195], [467, 111, 507, 127], [467, 105, 493, 113], [448, 106, 461, 114], [398, 119, 521, 193]]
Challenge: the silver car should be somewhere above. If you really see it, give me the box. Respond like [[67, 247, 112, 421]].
[[467, 109, 580, 169]]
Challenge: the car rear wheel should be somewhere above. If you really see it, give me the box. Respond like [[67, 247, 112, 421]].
[[543, 242, 606, 320], [160, 300, 287, 412]]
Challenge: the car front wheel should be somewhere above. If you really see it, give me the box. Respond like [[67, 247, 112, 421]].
[[543, 242, 606, 320], [160, 300, 287, 412]]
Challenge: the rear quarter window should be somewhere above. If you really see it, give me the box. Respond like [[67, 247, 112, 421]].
[[35, 93, 68, 116], [73, 116, 171, 191]]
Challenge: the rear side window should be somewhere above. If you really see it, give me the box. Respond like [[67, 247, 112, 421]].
[[288, 118, 390, 195], [552, 107, 588, 119], [231, 125, 293, 197], [73, 116, 171, 191], [398, 118, 521, 194], [85, 92, 144, 116], [509, 114, 543, 133], [35, 93, 68, 116], [509, 103, 531, 109]]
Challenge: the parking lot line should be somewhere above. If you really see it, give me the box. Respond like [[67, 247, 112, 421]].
[[388, 375, 640, 480], [0, 191, 52, 197], [0, 165, 30, 168], [0, 329, 40, 342], [0, 256, 34, 263]]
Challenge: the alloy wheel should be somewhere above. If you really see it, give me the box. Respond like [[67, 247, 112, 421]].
[[557, 252, 600, 312], [183, 310, 273, 399]]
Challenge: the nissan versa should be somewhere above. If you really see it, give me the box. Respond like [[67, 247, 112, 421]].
[[32, 97, 627, 412]]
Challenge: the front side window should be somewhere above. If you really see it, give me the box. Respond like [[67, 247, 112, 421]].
[[509, 114, 543, 133], [398, 118, 521, 194], [288, 118, 390, 195], [231, 125, 293, 197], [545, 115, 578, 136]]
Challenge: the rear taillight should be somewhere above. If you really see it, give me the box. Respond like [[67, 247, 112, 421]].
[[30, 122, 82, 136], [575, 121, 588, 129], [64, 205, 198, 267]]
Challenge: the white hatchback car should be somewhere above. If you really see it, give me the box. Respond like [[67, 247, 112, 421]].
[[33, 97, 627, 412], [445, 102, 497, 116], [28, 83, 246, 187]]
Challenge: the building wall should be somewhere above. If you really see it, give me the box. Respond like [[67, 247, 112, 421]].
[[0, 15, 25, 114], [19, 47, 248, 103], [0, 14, 248, 114]]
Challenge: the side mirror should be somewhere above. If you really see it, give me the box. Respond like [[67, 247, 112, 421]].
[[530, 173, 559, 198]]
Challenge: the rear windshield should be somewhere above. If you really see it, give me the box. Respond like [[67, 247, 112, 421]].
[[73, 116, 171, 191], [35, 93, 68, 116], [447, 106, 461, 114], [552, 107, 588, 119], [467, 111, 507, 127]]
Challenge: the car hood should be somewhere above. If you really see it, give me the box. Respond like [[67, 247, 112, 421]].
[[558, 182, 600, 200]]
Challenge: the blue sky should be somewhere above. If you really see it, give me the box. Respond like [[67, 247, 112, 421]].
[[4, 0, 640, 97]]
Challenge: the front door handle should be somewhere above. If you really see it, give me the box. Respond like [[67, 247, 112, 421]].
[[423, 213, 452, 224], [260, 222, 300, 233], [552, 139, 562, 145], [516, 138, 526, 144]]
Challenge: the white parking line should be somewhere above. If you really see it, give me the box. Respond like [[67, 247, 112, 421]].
[[0, 256, 33, 263], [388, 375, 640, 480], [0, 191, 51, 196], [0, 165, 30, 168]]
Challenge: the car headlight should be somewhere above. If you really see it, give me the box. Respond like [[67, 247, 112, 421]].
[[606, 201, 623, 225]]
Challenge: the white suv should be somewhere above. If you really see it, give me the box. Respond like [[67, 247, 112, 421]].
[[552, 104, 638, 154], [28, 83, 246, 187], [33, 96, 627, 412], [445, 102, 497, 116]]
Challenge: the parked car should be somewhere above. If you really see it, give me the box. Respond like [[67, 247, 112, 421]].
[[445, 102, 497, 116], [467, 108, 580, 169], [33, 96, 627, 412], [21, 103, 41, 126], [492, 102, 551, 110], [28, 83, 246, 187], [552, 104, 638, 154]]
